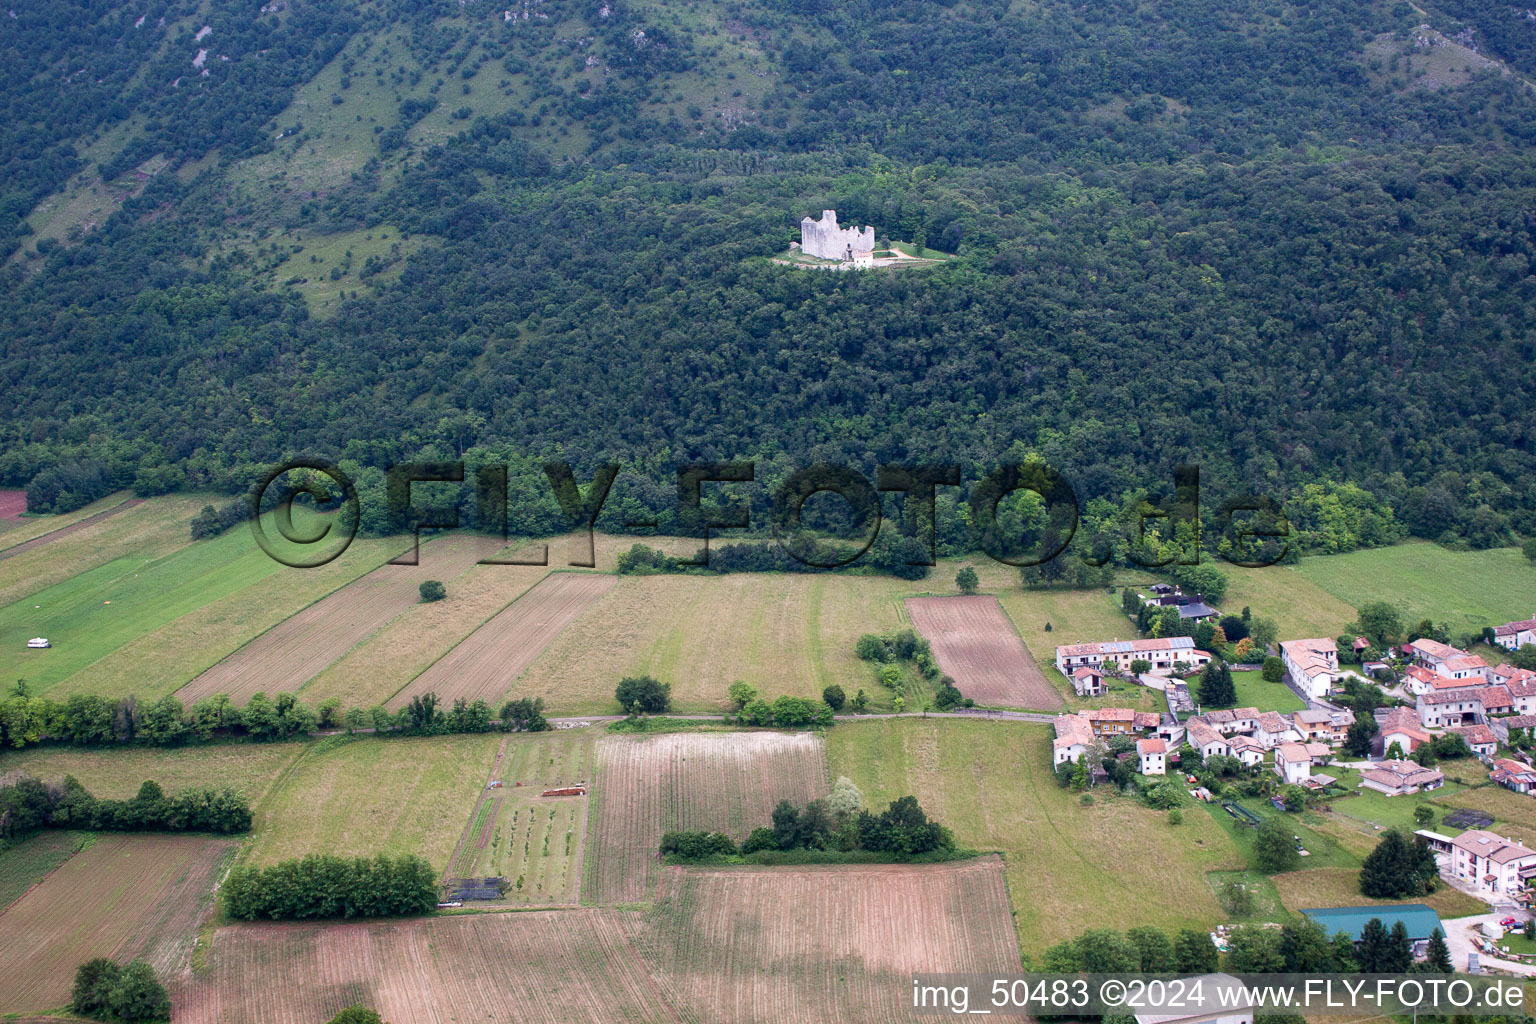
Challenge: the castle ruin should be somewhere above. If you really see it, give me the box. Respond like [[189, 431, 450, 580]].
[[799, 210, 875, 263]]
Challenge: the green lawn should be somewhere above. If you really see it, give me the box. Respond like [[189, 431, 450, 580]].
[[1296, 541, 1536, 634], [1202, 797, 1358, 872], [0, 508, 392, 696], [1230, 669, 1306, 713]]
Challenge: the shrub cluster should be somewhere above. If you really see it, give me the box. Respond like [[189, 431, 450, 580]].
[[735, 694, 834, 728], [223, 853, 438, 920], [662, 793, 953, 862], [189, 498, 249, 539], [1359, 828, 1439, 898], [615, 674, 671, 713], [72, 958, 170, 1023], [0, 776, 251, 840], [614, 537, 931, 580]]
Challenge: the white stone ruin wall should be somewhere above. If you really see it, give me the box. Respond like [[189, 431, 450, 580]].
[[799, 210, 875, 261]]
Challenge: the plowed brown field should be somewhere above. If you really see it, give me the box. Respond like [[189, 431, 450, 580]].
[[629, 857, 1021, 1024], [173, 910, 682, 1024], [0, 835, 235, 1012], [387, 571, 616, 710], [584, 731, 829, 905], [177, 534, 502, 704], [905, 595, 1060, 708]]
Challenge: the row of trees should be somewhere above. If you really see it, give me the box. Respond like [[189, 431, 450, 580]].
[[1039, 917, 1451, 977], [0, 776, 251, 840], [615, 538, 933, 580], [223, 853, 439, 920], [0, 684, 548, 752]]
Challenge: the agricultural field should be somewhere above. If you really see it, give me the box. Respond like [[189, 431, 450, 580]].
[[0, 835, 235, 1013], [0, 494, 206, 610], [0, 517, 403, 700], [298, 554, 552, 710], [176, 532, 504, 705], [446, 730, 595, 905], [0, 494, 142, 558], [512, 570, 915, 715], [1295, 541, 1536, 636], [388, 571, 616, 711], [247, 733, 500, 872], [583, 730, 830, 904], [633, 858, 1021, 1024], [0, 488, 26, 521], [827, 718, 1245, 952], [0, 831, 88, 911], [906, 594, 1062, 709], [174, 910, 679, 1024]]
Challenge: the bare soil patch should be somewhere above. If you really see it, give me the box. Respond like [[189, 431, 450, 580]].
[[906, 595, 1061, 708], [584, 731, 829, 904], [0, 835, 234, 1012], [177, 533, 501, 704], [387, 571, 616, 710]]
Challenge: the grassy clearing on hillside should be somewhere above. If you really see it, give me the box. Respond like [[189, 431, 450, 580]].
[[826, 719, 1244, 952], [1297, 541, 1536, 633], [247, 733, 500, 872], [0, 830, 88, 911], [1220, 563, 1357, 640]]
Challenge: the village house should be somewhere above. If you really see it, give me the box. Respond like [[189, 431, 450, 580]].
[[1071, 666, 1106, 698], [1254, 711, 1297, 747], [1406, 637, 1464, 670], [1493, 713, 1536, 745], [1437, 654, 1489, 683], [1449, 724, 1498, 758], [1375, 706, 1432, 754], [1290, 707, 1355, 745], [1359, 759, 1445, 796], [1490, 757, 1536, 794], [1138, 738, 1167, 775], [1082, 708, 1161, 736], [1055, 637, 1213, 676], [1274, 742, 1312, 785], [1202, 707, 1260, 736], [1052, 714, 1096, 766], [1417, 685, 1514, 727], [1226, 735, 1266, 767], [1493, 616, 1536, 651], [1488, 666, 1536, 714], [1187, 719, 1231, 760], [1447, 830, 1536, 895], [1279, 638, 1341, 699], [1403, 664, 1483, 697]]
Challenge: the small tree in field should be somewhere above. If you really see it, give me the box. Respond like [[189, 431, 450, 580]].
[[419, 580, 446, 602], [327, 1007, 388, 1024], [616, 675, 670, 713], [1254, 817, 1299, 873], [1262, 656, 1285, 682], [822, 684, 846, 710], [728, 680, 757, 710], [955, 566, 979, 594]]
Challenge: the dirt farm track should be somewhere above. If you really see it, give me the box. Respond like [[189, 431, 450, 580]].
[[905, 595, 1061, 709]]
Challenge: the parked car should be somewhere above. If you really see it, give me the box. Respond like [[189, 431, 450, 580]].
[[26, 637, 50, 649], [1500, 917, 1519, 928]]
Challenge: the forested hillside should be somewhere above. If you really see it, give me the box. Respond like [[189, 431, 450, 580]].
[[0, 0, 1533, 554]]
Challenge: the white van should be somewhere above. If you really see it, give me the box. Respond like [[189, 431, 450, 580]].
[[26, 637, 50, 649]]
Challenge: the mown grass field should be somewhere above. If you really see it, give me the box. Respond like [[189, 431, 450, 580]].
[[0, 491, 135, 550], [1220, 563, 1358, 641], [246, 733, 501, 872], [0, 503, 404, 699], [0, 493, 208, 609], [1296, 541, 1536, 634]]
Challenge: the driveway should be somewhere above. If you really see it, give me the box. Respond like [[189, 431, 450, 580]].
[[1442, 911, 1536, 975]]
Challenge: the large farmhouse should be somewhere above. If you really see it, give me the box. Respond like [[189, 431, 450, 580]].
[[1279, 638, 1340, 699], [1055, 637, 1212, 676]]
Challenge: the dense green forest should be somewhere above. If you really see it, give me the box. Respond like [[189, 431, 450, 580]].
[[0, 0, 1533, 557]]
